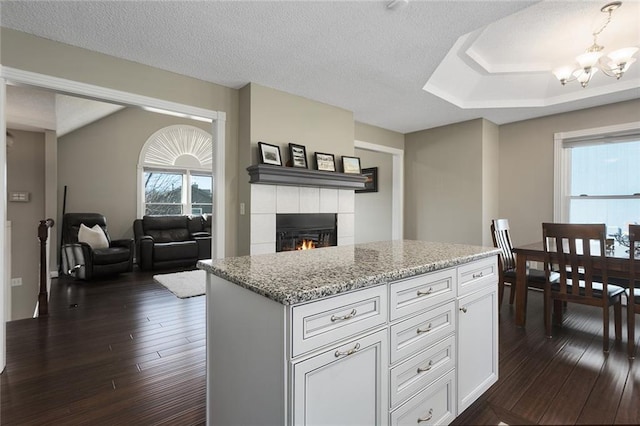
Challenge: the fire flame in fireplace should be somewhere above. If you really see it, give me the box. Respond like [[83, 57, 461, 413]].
[[297, 240, 316, 250]]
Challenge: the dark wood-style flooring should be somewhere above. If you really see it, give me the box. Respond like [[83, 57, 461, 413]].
[[1, 273, 639, 425]]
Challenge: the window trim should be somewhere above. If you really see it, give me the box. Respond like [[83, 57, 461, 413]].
[[553, 121, 640, 222]]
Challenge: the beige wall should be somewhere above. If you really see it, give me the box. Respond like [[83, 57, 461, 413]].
[[7, 130, 44, 320], [499, 99, 640, 247], [236, 83, 355, 254], [354, 149, 393, 243], [405, 119, 485, 245], [1, 28, 239, 256], [482, 120, 499, 246], [58, 107, 212, 241], [355, 121, 405, 151]]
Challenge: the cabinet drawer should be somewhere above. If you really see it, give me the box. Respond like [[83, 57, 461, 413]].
[[389, 268, 456, 322], [389, 301, 455, 365], [390, 369, 456, 426], [291, 285, 387, 358], [457, 256, 498, 297], [389, 334, 456, 409]]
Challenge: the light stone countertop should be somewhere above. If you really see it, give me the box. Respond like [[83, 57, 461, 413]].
[[198, 240, 500, 305]]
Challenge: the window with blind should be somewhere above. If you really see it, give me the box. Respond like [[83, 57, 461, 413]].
[[554, 123, 640, 236]]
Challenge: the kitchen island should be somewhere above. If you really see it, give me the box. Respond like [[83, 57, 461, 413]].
[[198, 240, 500, 425]]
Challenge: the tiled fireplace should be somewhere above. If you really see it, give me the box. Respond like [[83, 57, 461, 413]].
[[249, 184, 355, 255]]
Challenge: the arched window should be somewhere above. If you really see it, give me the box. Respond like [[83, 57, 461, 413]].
[[138, 125, 213, 216]]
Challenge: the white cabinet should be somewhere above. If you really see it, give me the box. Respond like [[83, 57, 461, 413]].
[[205, 254, 498, 425], [456, 283, 498, 413], [292, 329, 388, 425]]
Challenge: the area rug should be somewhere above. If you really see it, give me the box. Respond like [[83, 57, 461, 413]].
[[153, 269, 206, 299]]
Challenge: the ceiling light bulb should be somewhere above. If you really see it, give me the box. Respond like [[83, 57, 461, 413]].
[[576, 51, 603, 69]]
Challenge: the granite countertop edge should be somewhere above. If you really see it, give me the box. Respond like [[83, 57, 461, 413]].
[[198, 242, 500, 306]]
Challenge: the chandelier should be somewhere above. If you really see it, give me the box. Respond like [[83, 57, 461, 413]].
[[553, 1, 638, 88]]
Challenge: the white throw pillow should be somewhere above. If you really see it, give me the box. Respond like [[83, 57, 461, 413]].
[[78, 223, 109, 249]]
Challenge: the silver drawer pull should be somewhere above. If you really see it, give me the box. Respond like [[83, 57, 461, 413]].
[[460, 307, 467, 313], [330, 308, 357, 322], [334, 343, 361, 358], [472, 271, 484, 279], [417, 408, 433, 423], [417, 360, 433, 373], [416, 287, 433, 297], [416, 323, 432, 334]]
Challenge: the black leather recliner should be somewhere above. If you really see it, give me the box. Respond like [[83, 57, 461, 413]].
[[61, 213, 134, 280], [133, 215, 212, 271]]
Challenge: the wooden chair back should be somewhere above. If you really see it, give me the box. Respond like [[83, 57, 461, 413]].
[[629, 224, 639, 358], [542, 223, 607, 302], [630, 224, 639, 307], [491, 219, 516, 271]]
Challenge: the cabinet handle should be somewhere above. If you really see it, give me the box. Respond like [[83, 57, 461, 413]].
[[472, 271, 484, 279], [416, 323, 432, 334], [417, 360, 433, 373], [416, 287, 433, 297], [460, 307, 467, 313], [334, 342, 361, 358], [417, 408, 433, 423], [331, 308, 357, 322]]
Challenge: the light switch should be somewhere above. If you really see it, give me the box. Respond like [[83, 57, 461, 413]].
[[9, 191, 30, 202]]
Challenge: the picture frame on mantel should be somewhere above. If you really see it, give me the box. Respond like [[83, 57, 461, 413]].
[[288, 143, 308, 169], [341, 156, 361, 174], [315, 152, 336, 172], [258, 142, 282, 166], [356, 167, 378, 193]]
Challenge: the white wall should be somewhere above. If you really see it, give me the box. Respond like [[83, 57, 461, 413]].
[[354, 149, 393, 243]]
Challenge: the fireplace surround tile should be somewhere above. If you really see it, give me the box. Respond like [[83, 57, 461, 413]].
[[250, 213, 276, 245], [319, 188, 338, 213], [299, 187, 320, 213], [338, 189, 355, 213], [338, 235, 355, 246], [251, 184, 276, 214], [276, 186, 300, 213], [337, 213, 355, 238], [250, 242, 275, 256]]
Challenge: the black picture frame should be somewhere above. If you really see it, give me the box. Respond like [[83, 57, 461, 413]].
[[258, 142, 282, 166], [288, 143, 308, 169], [315, 152, 336, 172], [356, 167, 378, 193], [341, 156, 361, 174]]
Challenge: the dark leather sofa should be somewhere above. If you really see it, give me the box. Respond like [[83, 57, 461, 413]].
[[133, 215, 212, 271]]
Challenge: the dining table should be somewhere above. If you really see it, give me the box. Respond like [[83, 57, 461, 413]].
[[512, 241, 639, 327]]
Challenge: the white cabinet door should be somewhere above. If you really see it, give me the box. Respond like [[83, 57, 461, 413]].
[[292, 328, 388, 426], [456, 284, 498, 413]]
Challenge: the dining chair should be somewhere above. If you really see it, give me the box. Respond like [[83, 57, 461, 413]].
[[542, 223, 624, 353], [491, 219, 557, 310], [627, 224, 639, 359]]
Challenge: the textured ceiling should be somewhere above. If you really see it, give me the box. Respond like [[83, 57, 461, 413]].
[[1, 0, 639, 134]]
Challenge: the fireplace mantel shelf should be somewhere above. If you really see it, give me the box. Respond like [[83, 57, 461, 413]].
[[247, 164, 366, 190]]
